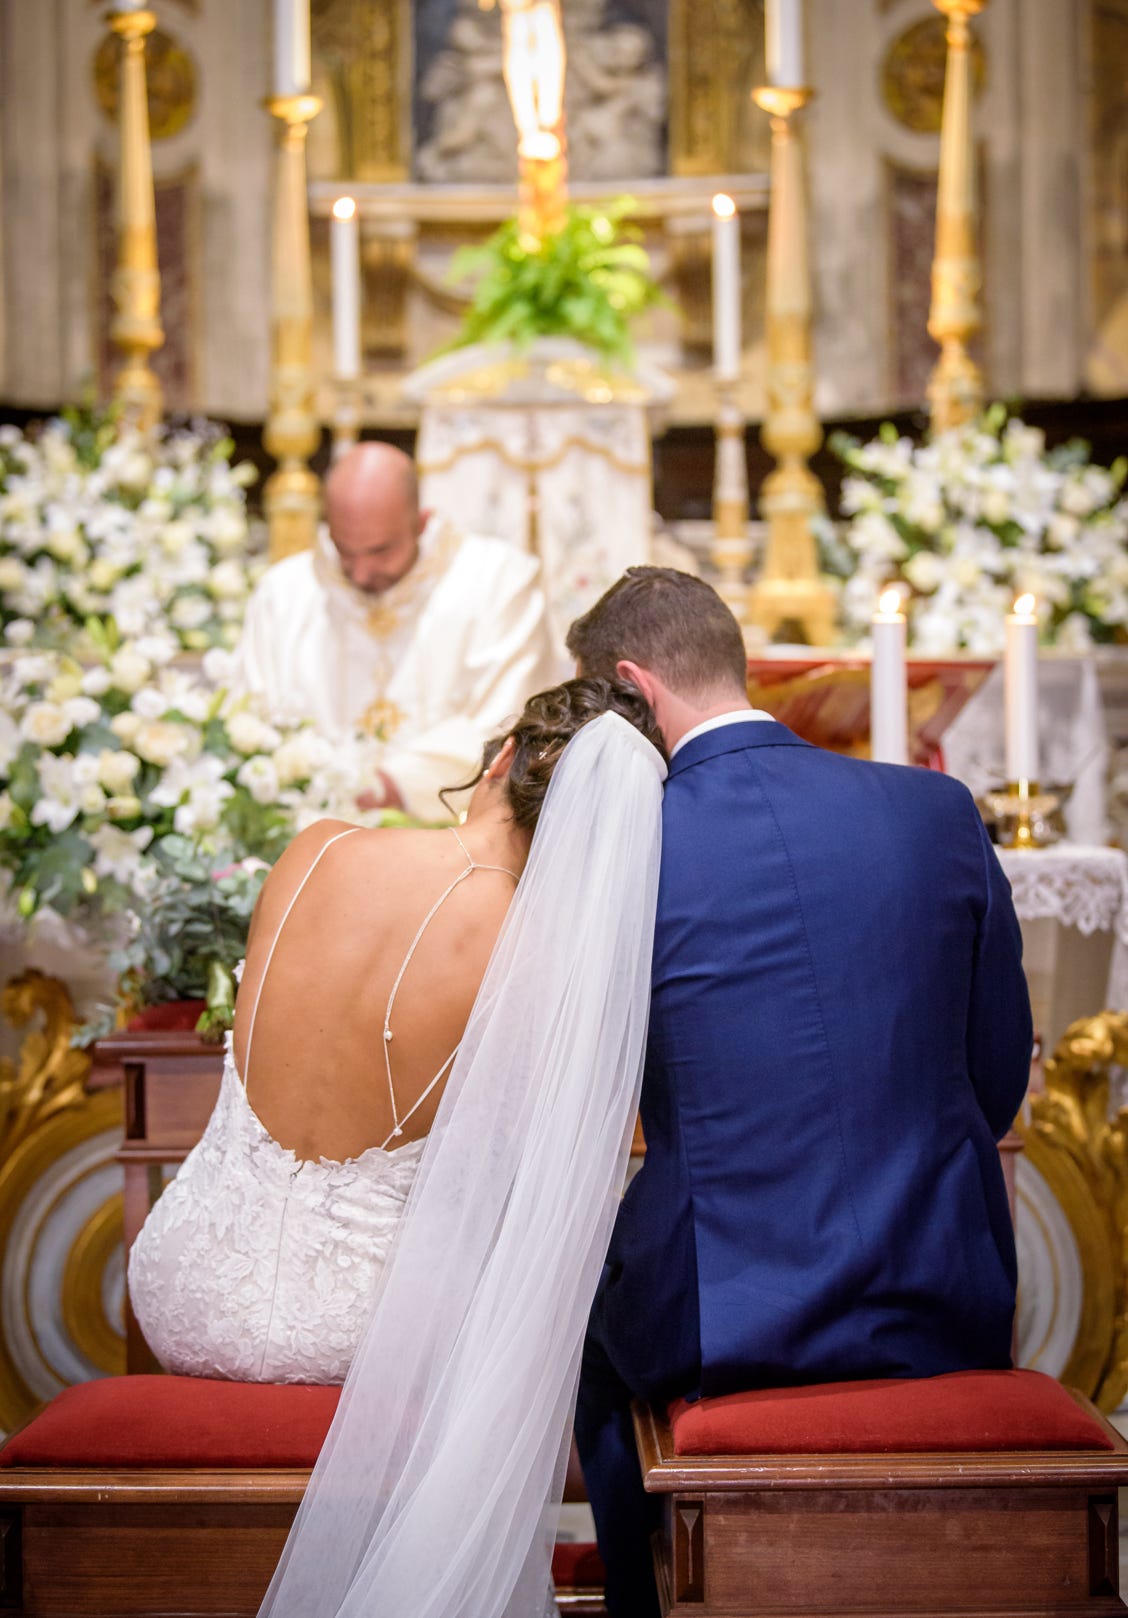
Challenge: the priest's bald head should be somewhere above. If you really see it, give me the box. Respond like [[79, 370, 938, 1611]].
[[324, 442, 428, 595]]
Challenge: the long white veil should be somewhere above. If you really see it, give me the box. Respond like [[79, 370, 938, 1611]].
[[258, 710, 665, 1618]]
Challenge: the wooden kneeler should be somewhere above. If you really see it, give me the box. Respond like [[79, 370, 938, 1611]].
[[634, 1370, 1128, 1618], [0, 1376, 608, 1617]]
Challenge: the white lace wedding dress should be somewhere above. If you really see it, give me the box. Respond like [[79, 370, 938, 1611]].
[[127, 825, 516, 1385]]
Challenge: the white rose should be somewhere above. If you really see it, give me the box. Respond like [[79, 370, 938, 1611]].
[[237, 755, 280, 805], [63, 696, 102, 730], [1060, 479, 1097, 518], [981, 489, 1011, 526], [133, 720, 191, 768], [110, 711, 142, 745], [0, 558, 28, 592], [159, 518, 195, 557], [227, 711, 282, 755], [5, 620, 34, 646], [1046, 512, 1080, 550], [97, 749, 141, 795], [88, 559, 121, 594], [273, 733, 331, 788], [80, 666, 112, 697], [109, 648, 152, 695], [132, 633, 178, 667], [20, 701, 73, 747], [202, 647, 237, 688], [903, 551, 944, 592], [209, 560, 246, 601], [116, 451, 153, 492], [170, 594, 213, 632], [131, 686, 170, 720], [79, 783, 106, 815], [45, 528, 85, 565], [208, 508, 248, 553]]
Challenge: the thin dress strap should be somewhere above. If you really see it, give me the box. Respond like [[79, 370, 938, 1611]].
[[379, 827, 520, 1149], [241, 827, 363, 1092]]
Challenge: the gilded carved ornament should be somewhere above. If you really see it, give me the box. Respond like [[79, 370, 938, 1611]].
[[1021, 1011, 1128, 1413]]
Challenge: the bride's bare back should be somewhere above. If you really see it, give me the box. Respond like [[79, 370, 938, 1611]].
[[232, 814, 525, 1163]]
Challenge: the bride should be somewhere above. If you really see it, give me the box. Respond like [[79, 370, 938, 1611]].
[[127, 673, 667, 1618]]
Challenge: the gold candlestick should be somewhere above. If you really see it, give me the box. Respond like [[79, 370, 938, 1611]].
[[748, 85, 836, 647], [263, 93, 323, 562], [927, 0, 987, 432], [711, 380, 751, 622], [107, 7, 163, 430]]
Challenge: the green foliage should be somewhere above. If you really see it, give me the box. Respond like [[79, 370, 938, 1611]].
[[447, 200, 664, 365]]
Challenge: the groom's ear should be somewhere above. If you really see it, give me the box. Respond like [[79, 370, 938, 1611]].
[[615, 659, 658, 707]]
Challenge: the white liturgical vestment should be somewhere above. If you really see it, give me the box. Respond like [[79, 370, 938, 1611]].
[[231, 517, 555, 819]]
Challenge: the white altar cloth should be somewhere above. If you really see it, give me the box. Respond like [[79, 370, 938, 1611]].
[[997, 843, 1128, 1051]]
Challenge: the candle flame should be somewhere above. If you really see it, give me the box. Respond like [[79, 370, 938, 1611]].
[[332, 196, 357, 221], [1013, 593, 1036, 617], [712, 193, 737, 220], [877, 587, 903, 616]]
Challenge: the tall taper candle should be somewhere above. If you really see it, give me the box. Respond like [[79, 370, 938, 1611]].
[[766, 0, 804, 86], [331, 196, 360, 380], [274, 0, 310, 98], [1005, 593, 1039, 783], [711, 194, 741, 384], [871, 588, 908, 765]]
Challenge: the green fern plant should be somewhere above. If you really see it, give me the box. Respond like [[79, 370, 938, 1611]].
[[447, 199, 664, 366]]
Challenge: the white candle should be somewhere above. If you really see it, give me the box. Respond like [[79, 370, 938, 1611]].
[[711, 194, 741, 384], [331, 197, 361, 380], [1005, 593, 1040, 784], [870, 588, 908, 766], [274, 0, 311, 99], [766, 0, 804, 87]]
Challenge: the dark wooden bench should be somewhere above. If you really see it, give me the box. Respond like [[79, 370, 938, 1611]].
[[634, 1369, 1128, 1617]]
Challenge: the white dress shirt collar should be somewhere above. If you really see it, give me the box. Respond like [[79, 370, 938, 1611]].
[[670, 708, 775, 759]]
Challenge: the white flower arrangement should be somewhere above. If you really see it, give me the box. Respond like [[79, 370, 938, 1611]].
[[0, 640, 403, 927], [0, 406, 265, 655], [824, 407, 1128, 654]]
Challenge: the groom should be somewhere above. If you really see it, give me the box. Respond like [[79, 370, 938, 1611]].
[[567, 568, 1033, 1618]]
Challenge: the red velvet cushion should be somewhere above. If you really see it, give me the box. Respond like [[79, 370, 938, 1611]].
[[127, 1001, 207, 1033], [0, 1376, 341, 1469], [669, 1370, 1113, 1456], [550, 1543, 605, 1590]]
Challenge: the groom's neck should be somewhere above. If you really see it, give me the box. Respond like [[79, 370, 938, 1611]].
[[659, 688, 752, 754]]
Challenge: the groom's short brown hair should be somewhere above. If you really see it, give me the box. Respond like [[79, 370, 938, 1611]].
[[566, 567, 748, 697]]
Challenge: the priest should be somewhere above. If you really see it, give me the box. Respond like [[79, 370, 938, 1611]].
[[232, 442, 556, 819]]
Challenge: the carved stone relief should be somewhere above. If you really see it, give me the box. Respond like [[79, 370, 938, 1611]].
[[413, 0, 666, 184]]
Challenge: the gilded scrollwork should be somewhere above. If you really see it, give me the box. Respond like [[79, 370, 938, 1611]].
[[1021, 1010, 1128, 1412], [0, 970, 92, 1165]]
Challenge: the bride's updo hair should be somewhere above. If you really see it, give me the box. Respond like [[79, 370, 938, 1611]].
[[443, 677, 665, 833]]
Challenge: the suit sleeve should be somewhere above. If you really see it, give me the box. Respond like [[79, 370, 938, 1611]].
[[380, 550, 557, 820], [966, 807, 1033, 1139]]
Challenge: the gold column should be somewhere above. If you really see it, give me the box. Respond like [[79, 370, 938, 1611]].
[[711, 382, 751, 623], [108, 7, 163, 430], [926, 0, 986, 432], [748, 86, 836, 646], [263, 93, 322, 562]]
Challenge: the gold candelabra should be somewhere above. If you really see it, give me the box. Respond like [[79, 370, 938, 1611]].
[[710, 381, 752, 623], [108, 7, 163, 430], [747, 85, 836, 646], [927, 0, 987, 432], [263, 93, 323, 562]]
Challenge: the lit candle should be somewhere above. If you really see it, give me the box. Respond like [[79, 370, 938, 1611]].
[[766, 0, 804, 87], [331, 196, 360, 380], [870, 587, 908, 765], [274, 0, 310, 99], [1005, 593, 1040, 784], [711, 194, 741, 384]]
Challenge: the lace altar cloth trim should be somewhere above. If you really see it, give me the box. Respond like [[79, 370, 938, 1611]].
[[997, 844, 1128, 947]]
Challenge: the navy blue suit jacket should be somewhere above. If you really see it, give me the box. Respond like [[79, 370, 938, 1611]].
[[591, 720, 1033, 1403]]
